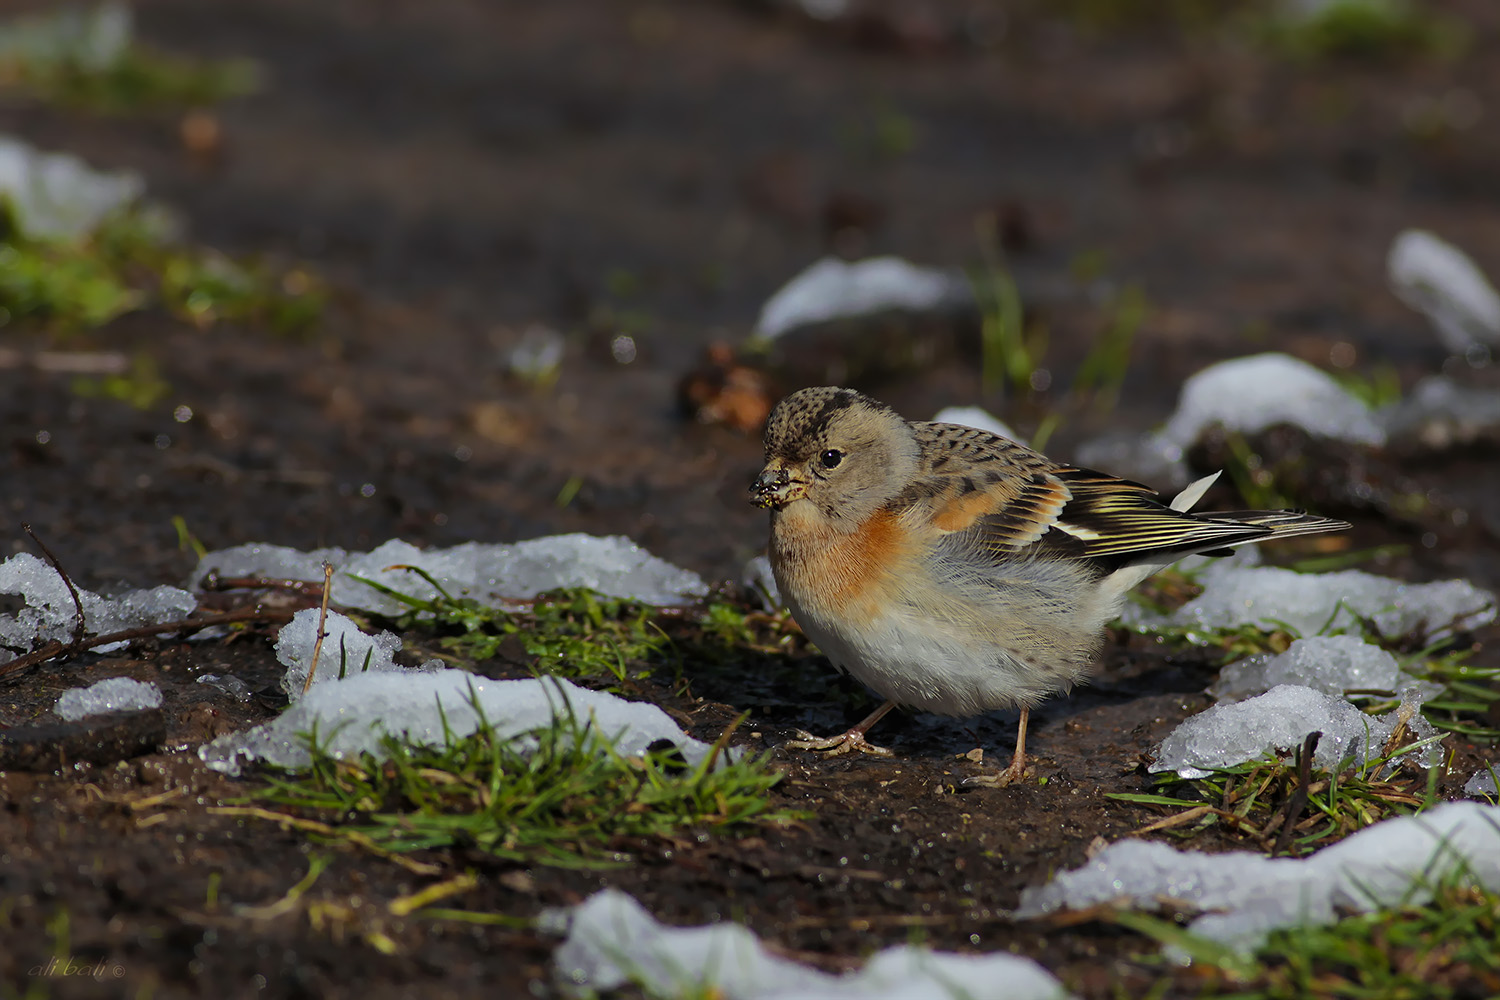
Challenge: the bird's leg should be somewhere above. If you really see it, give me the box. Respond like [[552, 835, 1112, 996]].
[[965, 707, 1030, 787], [786, 700, 897, 757]]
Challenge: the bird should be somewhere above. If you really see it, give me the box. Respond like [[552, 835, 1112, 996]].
[[748, 386, 1350, 786]]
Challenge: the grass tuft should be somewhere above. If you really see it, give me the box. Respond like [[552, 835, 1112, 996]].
[[1121, 879, 1500, 999], [1240, 881, 1500, 999], [968, 217, 1145, 451], [0, 206, 324, 339], [69, 351, 169, 409], [0, 3, 260, 113], [1126, 557, 1500, 741], [1404, 644, 1500, 741], [354, 568, 672, 686], [1257, 0, 1468, 63], [1332, 363, 1403, 410], [355, 568, 827, 709], [252, 699, 798, 869], [1113, 727, 1442, 856]]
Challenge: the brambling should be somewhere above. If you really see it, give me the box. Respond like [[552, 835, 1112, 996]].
[[749, 386, 1350, 786]]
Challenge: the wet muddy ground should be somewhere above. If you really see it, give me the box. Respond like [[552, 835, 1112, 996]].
[[3, 1, 1500, 996]]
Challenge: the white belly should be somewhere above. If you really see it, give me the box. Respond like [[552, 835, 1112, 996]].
[[784, 591, 1080, 717]]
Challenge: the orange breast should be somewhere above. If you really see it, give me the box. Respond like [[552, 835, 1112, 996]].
[[773, 506, 916, 625]]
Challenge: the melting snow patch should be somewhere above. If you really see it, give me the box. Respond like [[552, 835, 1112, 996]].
[[1382, 376, 1500, 449], [1210, 635, 1410, 702], [196, 673, 253, 702], [1152, 683, 1438, 779], [0, 135, 142, 242], [551, 888, 1070, 1000], [275, 608, 414, 700], [1077, 352, 1385, 489], [753, 256, 971, 341], [199, 671, 722, 777], [1017, 802, 1500, 955], [1159, 353, 1385, 449], [0, 2, 132, 73], [1464, 769, 1497, 799], [931, 406, 1022, 443], [1122, 561, 1495, 641], [505, 322, 566, 381], [741, 554, 781, 611], [55, 676, 162, 720], [190, 542, 347, 589], [0, 552, 197, 664], [190, 534, 707, 615], [1387, 229, 1500, 356]]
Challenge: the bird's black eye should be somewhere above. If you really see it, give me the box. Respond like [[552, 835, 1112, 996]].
[[819, 449, 844, 469]]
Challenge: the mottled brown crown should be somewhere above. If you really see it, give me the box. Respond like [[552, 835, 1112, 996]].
[[762, 386, 895, 461]]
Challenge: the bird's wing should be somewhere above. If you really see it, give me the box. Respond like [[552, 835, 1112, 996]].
[[902, 421, 1281, 566]]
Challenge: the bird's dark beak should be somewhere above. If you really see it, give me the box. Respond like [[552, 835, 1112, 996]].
[[749, 464, 793, 509]]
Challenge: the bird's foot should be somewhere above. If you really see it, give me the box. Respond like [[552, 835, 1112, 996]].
[[784, 727, 894, 757], [962, 757, 1029, 788]]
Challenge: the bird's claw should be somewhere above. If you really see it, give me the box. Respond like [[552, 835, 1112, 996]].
[[962, 760, 1029, 788], [784, 728, 894, 757]]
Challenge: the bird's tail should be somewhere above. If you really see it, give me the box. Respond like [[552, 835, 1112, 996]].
[[1202, 509, 1352, 547], [1164, 471, 1350, 558], [1096, 471, 1351, 600]]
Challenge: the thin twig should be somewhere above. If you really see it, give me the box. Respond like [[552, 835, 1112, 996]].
[[0, 608, 296, 680], [200, 572, 332, 598], [302, 562, 335, 696], [22, 523, 87, 647], [387, 874, 479, 917], [208, 806, 442, 875], [1132, 804, 1267, 840], [702, 711, 749, 772], [0, 348, 128, 374], [1271, 731, 1320, 857], [1377, 700, 1420, 768]]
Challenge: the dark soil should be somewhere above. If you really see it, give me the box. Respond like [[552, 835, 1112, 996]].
[[3, 1, 1500, 997]]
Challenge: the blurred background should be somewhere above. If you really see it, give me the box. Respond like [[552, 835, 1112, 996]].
[[1, 0, 1497, 590]]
